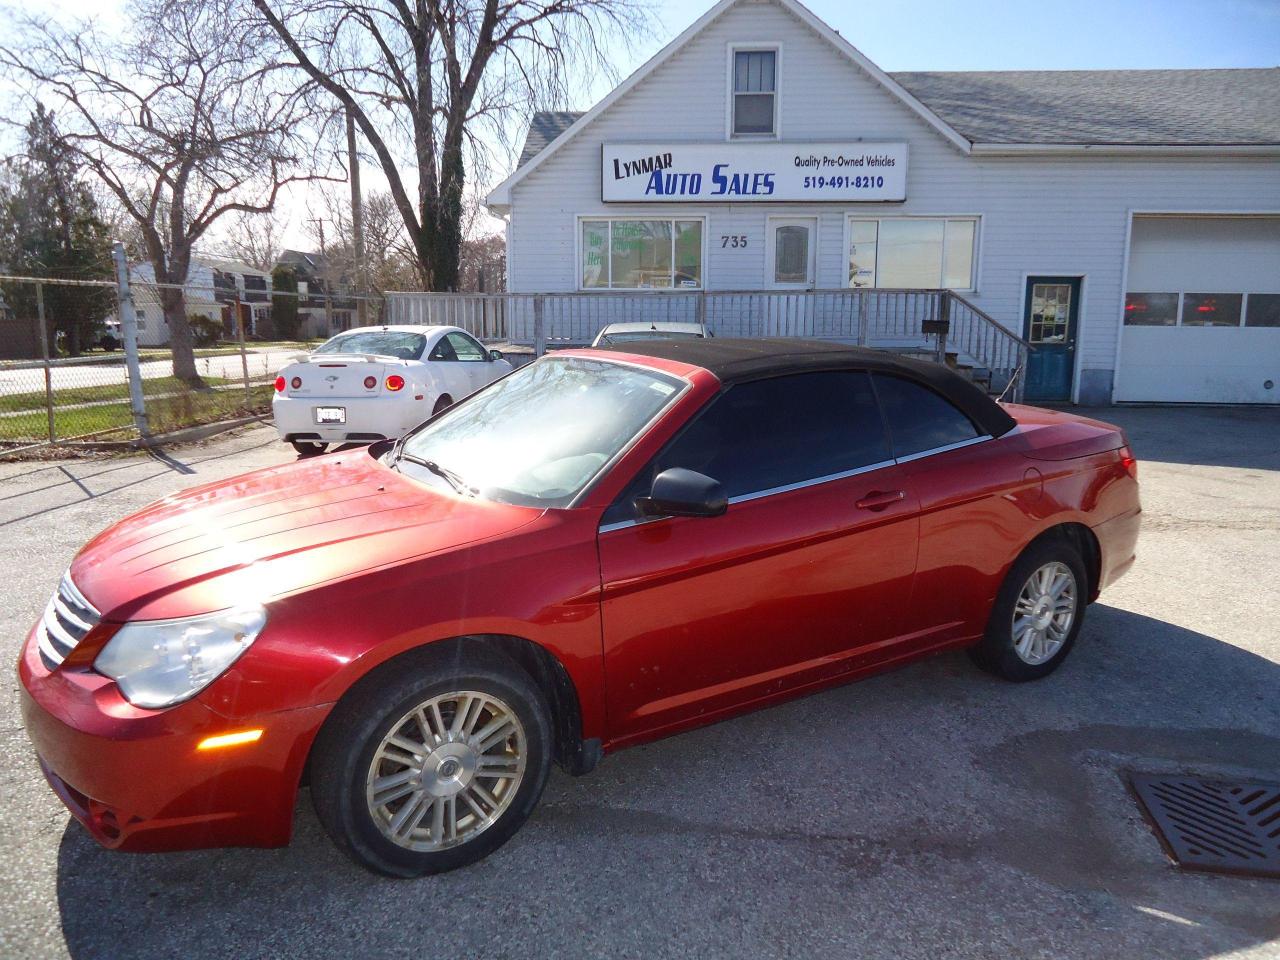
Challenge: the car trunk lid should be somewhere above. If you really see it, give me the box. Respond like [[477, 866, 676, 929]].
[[1003, 403, 1127, 461], [282, 354, 407, 399]]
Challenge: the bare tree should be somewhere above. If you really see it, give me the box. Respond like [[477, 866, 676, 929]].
[[251, 0, 647, 292], [303, 184, 424, 291], [0, 0, 332, 383], [214, 210, 286, 273]]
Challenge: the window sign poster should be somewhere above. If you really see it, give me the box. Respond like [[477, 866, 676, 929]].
[[602, 143, 908, 203]]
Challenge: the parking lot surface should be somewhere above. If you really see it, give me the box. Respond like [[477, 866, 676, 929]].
[[1, 406, 1278, 960]]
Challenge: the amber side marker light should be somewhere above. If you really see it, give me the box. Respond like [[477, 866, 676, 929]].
[[197, 729, 263, 751]]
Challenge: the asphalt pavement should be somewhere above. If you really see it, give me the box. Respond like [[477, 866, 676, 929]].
[[0, 406, 1278, 960]]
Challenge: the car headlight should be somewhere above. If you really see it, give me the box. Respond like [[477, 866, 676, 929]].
[[94, 606, 268, 709]]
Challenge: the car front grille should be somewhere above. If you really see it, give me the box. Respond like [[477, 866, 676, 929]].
[[35, 574, 101, 671]]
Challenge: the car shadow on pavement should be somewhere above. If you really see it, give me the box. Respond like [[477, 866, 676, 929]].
[[53, 604, 1280, 960]]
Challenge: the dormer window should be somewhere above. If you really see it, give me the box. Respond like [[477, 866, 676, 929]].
[[732, 48, 776, 137]]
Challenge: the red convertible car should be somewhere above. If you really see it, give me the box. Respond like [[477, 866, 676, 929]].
[[19, 339, 1140, 876]]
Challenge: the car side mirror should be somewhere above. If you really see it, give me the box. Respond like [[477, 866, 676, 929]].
[[635, 468, 727, 519], [488, 349, 504, 361]]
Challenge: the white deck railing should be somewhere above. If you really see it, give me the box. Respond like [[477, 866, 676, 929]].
[[384, 288, 1030, 400]]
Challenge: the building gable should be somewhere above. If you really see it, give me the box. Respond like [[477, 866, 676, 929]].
[[488, 0, 968, 210]]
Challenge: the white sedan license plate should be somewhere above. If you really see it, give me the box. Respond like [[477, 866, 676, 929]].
[[314, 406, 346, 425]]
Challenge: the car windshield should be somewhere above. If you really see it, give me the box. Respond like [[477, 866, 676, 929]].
[[397, 357, 685, 507], [600, 331, 704, 345], [314, 331, 427, 360]]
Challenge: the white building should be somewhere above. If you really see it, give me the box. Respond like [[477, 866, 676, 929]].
[[486, 0, 1280, 404], [122, 257, 273, 347]]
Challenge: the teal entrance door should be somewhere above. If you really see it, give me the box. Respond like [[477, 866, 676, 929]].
[[1023, 277, 1080, 402]]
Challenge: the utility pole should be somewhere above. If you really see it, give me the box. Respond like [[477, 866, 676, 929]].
[[307, 216, 333, 336], [346, 108, 368, 327]]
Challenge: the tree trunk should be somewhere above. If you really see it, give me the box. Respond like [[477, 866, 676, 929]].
[[424, 143, 466, 292], [159, 285, 203, 386]]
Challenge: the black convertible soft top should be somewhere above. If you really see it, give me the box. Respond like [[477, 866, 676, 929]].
[[597, 337, 1016, 438]]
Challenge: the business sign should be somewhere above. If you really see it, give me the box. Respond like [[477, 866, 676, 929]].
[[601, 142, 908, 203]]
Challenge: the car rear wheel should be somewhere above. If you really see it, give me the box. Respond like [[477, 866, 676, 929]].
[[290, 440, 329, 456], [310, 647, 553, 877], [969, 538, 1087, 682], [432, 394, 453, 416]]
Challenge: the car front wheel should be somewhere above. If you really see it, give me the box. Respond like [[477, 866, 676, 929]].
[[969, 538, 1087, 681], [310, 647, 553, 877]]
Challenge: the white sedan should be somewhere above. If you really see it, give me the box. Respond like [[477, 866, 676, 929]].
[[590, 320, 710, 347], [272, 325, 512, 453]]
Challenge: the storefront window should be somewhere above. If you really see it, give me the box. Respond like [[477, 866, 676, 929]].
[[1124, 293, 1178, 326], [847, 218, 976, 290], [581, 220, 704, 289], [582, 220, 608, 288]]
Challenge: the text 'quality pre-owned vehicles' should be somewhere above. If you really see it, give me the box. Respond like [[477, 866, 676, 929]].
[[20, 339, 1140, 876], [271, 324, 512, 454]]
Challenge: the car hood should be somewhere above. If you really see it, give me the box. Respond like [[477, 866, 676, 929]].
[[70, 451, 542, 621]]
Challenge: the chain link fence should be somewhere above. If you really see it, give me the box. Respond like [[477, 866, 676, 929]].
[[0, 259, 386, 459]]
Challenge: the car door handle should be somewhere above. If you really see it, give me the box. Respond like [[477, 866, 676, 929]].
[[855, 490, 905, 512]]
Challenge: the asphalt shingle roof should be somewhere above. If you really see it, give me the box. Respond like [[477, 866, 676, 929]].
[[517, 110, 586, 166], [891, 68, 1280, 145], [513, 68, 1280, 173]]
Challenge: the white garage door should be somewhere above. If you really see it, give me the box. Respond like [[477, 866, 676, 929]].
[[1117, 216, 1280, 403]]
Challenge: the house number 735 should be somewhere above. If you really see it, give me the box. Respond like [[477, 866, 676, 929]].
[[720, 235, 748, 248]]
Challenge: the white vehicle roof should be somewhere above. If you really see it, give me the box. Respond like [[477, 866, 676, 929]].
[[319, 324, 462, 338], [596, 321, 706, 335]]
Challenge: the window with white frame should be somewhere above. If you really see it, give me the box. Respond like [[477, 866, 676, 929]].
[[581, 219, 704, 289], [732, 49, 776, 137], [848, 218, 978, 290]]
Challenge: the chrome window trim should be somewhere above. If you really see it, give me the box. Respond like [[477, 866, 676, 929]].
[[596, 434, 997, 534], [727, 459, 896, 505], [892, 434, 990, 464], [597, 457, 895, 534]]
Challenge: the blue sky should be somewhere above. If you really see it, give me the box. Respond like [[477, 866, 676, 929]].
[[12, 0, 1278, 246], [617, 0, 1279, 77]]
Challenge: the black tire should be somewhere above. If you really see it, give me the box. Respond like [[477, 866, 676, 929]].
[[290, 440, 329, 456], [310, 645, 553, 877], [432, 394, 453, 416], [969, 536, 1088, 682]]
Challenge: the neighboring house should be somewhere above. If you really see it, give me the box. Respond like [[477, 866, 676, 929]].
[[487, 0, 1280, 405], [106, 257, 273, 347], [276, 249, 356, 339], [206, 256, 274, 337]]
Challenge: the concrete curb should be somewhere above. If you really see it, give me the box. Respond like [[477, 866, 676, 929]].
[[65, 414, 271, 452]]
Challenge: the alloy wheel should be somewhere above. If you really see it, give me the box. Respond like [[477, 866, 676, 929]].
[[365, 691, 527, 852], [1011, 561, 1077, 665]]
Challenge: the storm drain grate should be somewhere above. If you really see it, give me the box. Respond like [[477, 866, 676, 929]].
[[1130, 772, 1280, 879]]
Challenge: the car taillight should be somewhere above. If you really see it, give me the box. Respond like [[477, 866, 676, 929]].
[[291, 376, 302, 389], [364, 375, 377, 389], [386, 374, 405, 392], [1119, 445, 1138, 479], [274, 376, 285, 392]]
